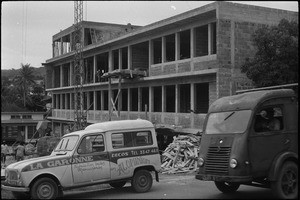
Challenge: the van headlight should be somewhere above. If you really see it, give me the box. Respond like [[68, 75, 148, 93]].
[[198, 157, 204, 167], [230, 158, 238, 168]]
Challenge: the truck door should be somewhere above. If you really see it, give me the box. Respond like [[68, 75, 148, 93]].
[[71, 133, 111, 184], [248, 104, 289, 177]]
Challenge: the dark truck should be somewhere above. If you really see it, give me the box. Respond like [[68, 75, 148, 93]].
[[195, 89, 298, 199]]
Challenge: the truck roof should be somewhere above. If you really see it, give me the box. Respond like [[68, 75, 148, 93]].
[[64, 119, 154, 137], [209, 89, 296, 112]]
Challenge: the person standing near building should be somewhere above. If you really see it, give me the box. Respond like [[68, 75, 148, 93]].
[[1, 141, 9, 165], [16, 130, 25, 143], [15, 142, 25, 161]]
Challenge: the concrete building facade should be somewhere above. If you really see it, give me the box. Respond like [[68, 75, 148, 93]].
[[44, 2, 298, 136]]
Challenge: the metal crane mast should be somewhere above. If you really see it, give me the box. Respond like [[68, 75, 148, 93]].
[[73, 1, 86, 131]]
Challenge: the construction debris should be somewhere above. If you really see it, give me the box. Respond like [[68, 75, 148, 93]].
[[161, 134, 201, 174]]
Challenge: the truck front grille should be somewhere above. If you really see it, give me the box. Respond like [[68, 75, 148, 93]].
[[205, 146, 231, 175]]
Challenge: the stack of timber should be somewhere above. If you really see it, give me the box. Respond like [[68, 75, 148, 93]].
[[161, 134, 201, 174]]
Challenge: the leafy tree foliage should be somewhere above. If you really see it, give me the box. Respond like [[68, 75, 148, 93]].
[[13, 63, 36, 107], [241, 19, 298, 87], [1, 64, 46, 112]]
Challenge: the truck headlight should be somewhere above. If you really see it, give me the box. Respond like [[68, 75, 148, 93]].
[[230, 158, 238, 168], [198, 157, 204, 167]]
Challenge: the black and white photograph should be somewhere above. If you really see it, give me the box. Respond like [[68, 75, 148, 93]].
[[1, 1, 298, 199]]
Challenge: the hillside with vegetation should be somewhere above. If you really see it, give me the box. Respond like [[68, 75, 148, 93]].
[[1, 66, 45, 80], [1, 65, 47, 112]]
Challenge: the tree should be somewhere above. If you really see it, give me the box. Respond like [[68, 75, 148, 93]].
[[241, 19, 298, 87], [13, 63, 36, 107]]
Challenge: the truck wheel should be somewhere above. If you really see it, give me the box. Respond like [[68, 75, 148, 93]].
[[11, 192, 30, 199], [271, 161, 298, 199], [131, 170, 153, 193], [215, 181, 240, 193], [109, 181, 127, 188], [31, 177, 58, 199]]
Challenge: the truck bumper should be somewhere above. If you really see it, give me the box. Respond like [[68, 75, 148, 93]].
[[1, 183, 30, 193], [195, 173, 252, 183]]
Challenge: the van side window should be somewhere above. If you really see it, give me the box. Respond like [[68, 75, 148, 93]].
[[77, 134, 105, 154], [254, 106, 283, 132], [111, 131, 153, 149]]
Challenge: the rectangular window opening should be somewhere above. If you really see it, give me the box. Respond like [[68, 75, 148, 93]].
[[180, 30, 191, 60]]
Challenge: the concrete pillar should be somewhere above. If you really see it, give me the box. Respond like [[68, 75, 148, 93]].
[[101, 90, 104, 111], [127, 88, 131, 112], [208, 23, 212, 55], [190, 83, 195, 112], [60, 38, 63, 56], [109, 50, 113, 72], [93, 55, 97, 83], [128, 46, 132, 70], [25, 126, 28, 141], [175, 32, 180, 61], [119, 49, 122, 70], [162, 37, 166, 63], [70, 62, 73, 86], [175, 84, 179, 113], [128, 88, 132, 111], [93, 91, 97, 111]]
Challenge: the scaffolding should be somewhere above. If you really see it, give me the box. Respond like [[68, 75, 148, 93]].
[[72, 1, 86, 131], [101, 69, 147, 120]]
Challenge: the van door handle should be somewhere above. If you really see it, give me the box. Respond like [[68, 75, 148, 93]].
[[284, 139, 290, 145]]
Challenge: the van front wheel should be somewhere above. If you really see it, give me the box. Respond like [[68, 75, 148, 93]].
[[215, 181, 240, 193], [131, 170, 153, 193], [271, 161, 298, 199], [31, 177, 58, 199]]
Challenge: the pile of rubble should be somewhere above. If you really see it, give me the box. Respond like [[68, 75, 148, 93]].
[[161, 134, 201, 174]]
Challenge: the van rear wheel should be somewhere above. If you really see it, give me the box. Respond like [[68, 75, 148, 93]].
[[215, 181, 240, 193], [131, 170, 153, 193], [271, 161, 298, 199]]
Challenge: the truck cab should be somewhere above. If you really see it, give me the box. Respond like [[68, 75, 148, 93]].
[[195, 89, 298, 199], [2, 119, 161, 199]]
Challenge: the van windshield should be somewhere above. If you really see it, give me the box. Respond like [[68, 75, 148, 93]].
[[54, 135, 79, 151], [205, 110, 252, 134]]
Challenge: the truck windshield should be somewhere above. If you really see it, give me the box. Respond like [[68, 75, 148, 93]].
[[205, 110, 252, 134], [54, 136, 78, 151]]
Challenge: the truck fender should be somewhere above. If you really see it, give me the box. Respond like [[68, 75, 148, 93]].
[[268, 151, 298, 181]]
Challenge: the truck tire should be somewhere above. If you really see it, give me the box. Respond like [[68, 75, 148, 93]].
[[31, 177, 58, 199], [109, 181, 127, 188], [214, 181, 240, 193], [131, 170, 153, 193], [271, 161, 298, 199], [11, 192, 30, 199]]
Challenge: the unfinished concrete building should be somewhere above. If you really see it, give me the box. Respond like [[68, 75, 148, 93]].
[[44, 2, 298, 136]]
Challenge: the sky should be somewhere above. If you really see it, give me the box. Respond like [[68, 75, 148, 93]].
[[1, 1, 298, 70]]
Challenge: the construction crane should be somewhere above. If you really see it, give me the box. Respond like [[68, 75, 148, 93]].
[[72, 0, 86, 131]]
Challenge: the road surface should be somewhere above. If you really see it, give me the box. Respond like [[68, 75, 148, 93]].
[[60, 174, 274, 199]]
